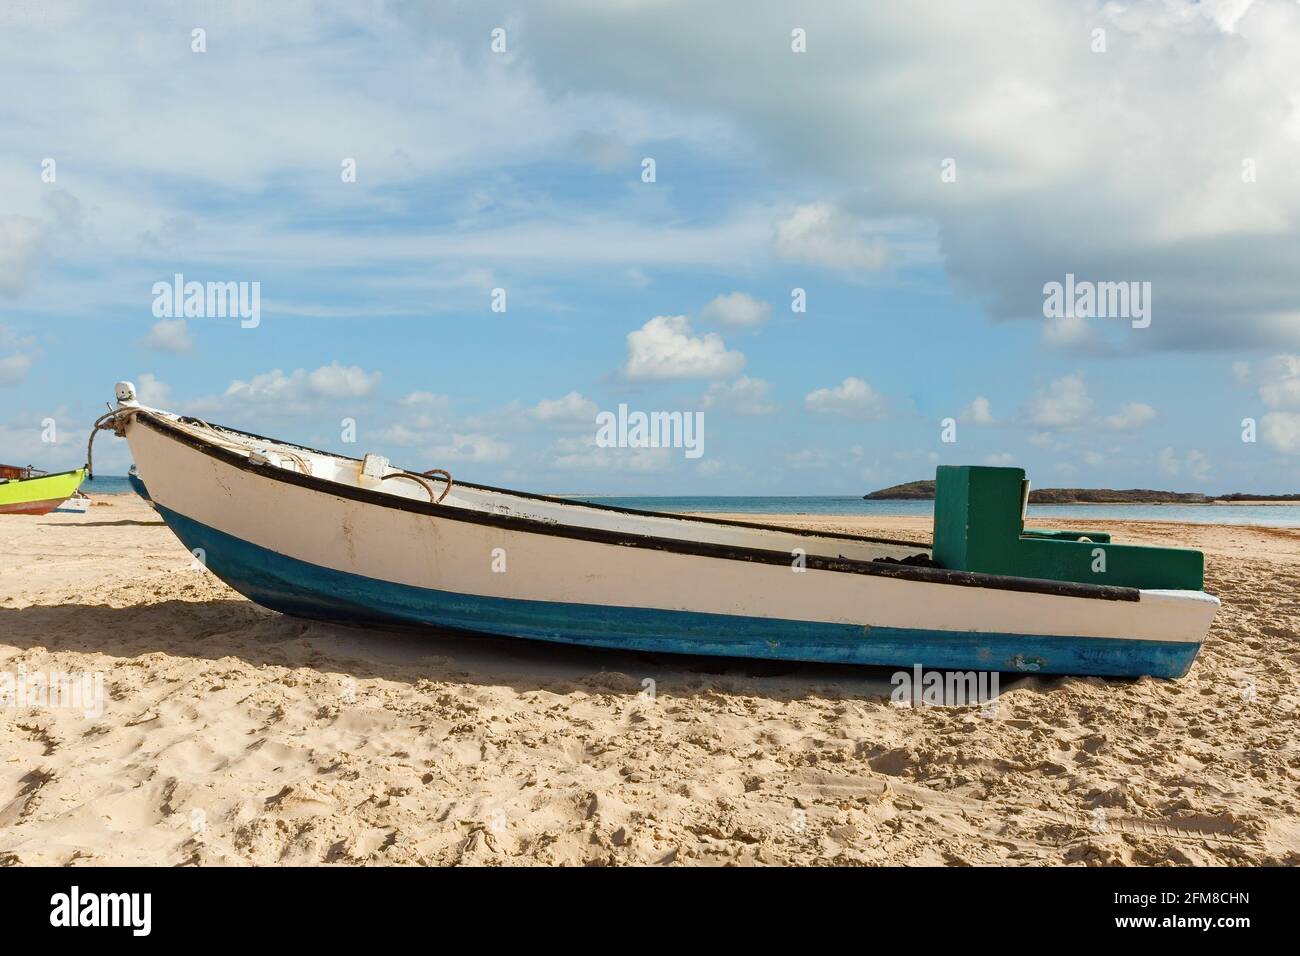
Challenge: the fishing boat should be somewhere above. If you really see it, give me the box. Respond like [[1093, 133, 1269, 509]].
[[94, 381, 1218, 678], [0, 464, 88, 515]]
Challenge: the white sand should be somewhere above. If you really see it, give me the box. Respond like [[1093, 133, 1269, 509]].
[[1, 497, 1297, 865]]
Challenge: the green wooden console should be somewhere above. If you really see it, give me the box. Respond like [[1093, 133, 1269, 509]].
[[931, 466, 1203, 590]]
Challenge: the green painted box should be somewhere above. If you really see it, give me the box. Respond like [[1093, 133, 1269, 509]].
[[931, 466, 1203, 591]]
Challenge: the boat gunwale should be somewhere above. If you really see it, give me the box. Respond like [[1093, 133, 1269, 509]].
[[166, 415, 926, 548], [136, 410, 1144, 603], [0, 467, 83, 485]]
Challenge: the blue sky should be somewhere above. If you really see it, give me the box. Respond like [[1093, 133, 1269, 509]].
[[3, 0, 1300, 493]]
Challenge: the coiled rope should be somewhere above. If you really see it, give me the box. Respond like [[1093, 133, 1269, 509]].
[[86, 406, 144, 479], [380, 468, 454, 504]]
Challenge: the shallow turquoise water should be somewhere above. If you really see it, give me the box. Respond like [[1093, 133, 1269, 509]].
[[83, 475, 133, 495]]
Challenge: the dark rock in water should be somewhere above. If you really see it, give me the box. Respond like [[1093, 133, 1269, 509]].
[[863, 480, 935, 500], [1214, 492, 1300, 502], [1028, 488, 1210, 504], [864, 479, 1225, 504]]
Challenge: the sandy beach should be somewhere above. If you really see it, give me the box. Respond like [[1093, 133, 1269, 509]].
[[2, 496, 1297, 866]]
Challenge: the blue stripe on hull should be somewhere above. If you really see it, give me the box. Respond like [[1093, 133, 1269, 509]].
[[128, 473, 151, 502], [157, 505, 1200, 678]]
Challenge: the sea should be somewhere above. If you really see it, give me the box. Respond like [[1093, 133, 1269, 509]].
[[82, 475, 135, 496], [575, 495, 1300, 528], [82, 478, 1300, 527]]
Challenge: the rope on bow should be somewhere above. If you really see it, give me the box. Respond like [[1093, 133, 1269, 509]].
[[86, 406, 143, 479]]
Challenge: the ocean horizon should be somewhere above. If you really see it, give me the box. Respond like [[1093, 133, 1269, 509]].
[[574, 494, 1300, 527], [84, 476, 1300, 527]]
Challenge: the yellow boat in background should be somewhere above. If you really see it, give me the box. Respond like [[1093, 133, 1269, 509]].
[[0, 465, 87, 515]]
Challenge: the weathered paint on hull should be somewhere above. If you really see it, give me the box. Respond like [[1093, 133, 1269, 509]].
[[0, 497, 65, 515], [119, 410, 1217, 678], [157, 504, 1203, 677]]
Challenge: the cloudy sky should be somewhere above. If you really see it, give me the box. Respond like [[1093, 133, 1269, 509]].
[[3, 0, 1299, 493]]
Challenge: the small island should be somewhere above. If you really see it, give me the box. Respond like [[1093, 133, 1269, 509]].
[[864, 480, 1300, 504]]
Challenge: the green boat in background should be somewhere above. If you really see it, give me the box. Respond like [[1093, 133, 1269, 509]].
[[0, 464, 87, 515]]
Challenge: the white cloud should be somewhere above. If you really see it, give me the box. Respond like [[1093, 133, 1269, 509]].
[[773, 202, 887, 274], [400, 391, 450, 409], [700, 292, 772, 327], [503, 1, 1300, 350], [429, 432, 511, 463], [3, 3, 1298, 352], [0, 324, 33, 350], [217, 362, 383, 413], [1041, 313, 1097, 349], [1200, 0, 1256, 32], [1156, 447, 1213, 483], [0, 6, 716, 201], [702, 376, 775, 415], [1232, 360, 1252, 385], [0, 6, 781, 338], [804, 377, 889, 420], [547, 433, 670, 472], [224, 369, 303, 404], [1187, 451, 1213, 483], [785, 448, 832, 469], [141, 318, 195, 354], [531, 391, 598, 423], [1156, 447, 1177, 476], [1025, 373, 1092, 428], [572, 130, 631, 172], [135, 372, 172, 408], [0, 215, 45, 296], [984, 452, 1016, 466], [374, 400, 519, 463], [0, 353, 33, 386], [307, 362, 382, 398], [1261, 412, 1300, 454], [960, 395, 995, 425], [622, 315, 745, 381], [0, 401, 94, 469], [1258, 355, 1300, 409], [372, 423, 425, 447], [1100, 402, 1158, 430]]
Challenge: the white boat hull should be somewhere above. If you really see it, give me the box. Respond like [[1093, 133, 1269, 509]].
[[117, 409, 1218, 677]]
